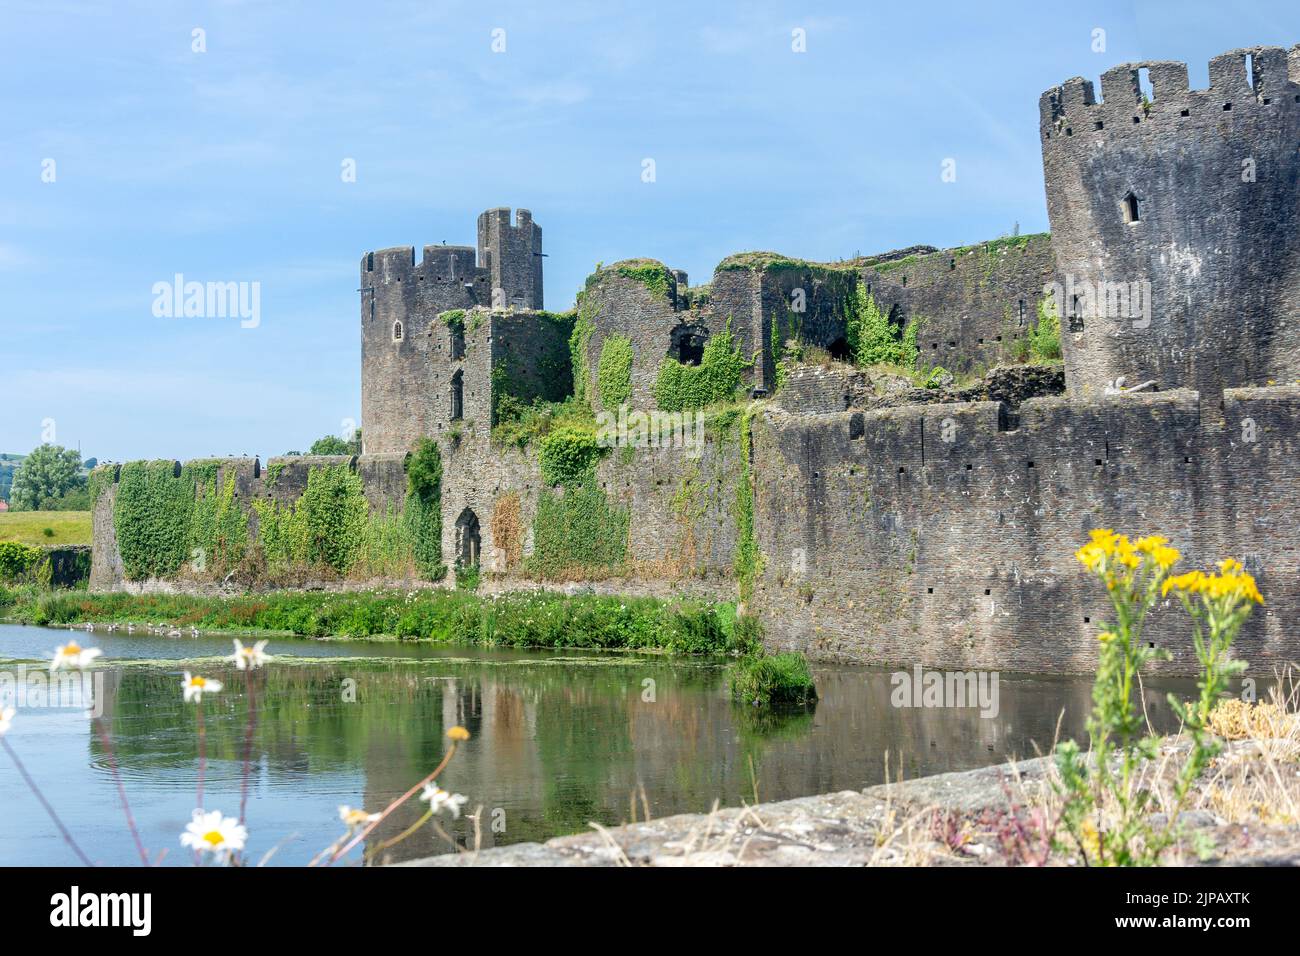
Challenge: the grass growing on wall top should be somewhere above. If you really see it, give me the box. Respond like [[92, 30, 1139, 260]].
[[585, 259, 675, 301], [493, 397, 596, 451]]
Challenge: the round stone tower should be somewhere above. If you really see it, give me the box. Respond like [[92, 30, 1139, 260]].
[[1039, 45, 1300, 402]]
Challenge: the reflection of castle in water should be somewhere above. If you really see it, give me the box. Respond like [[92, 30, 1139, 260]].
[[87, 658, 1201, 861], [343, 660, 1198, 860]]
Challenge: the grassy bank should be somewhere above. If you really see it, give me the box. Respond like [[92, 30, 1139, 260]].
[[0, 585, 747, 655], [0, 511, 92, 546], [729, 652, 818, 706]]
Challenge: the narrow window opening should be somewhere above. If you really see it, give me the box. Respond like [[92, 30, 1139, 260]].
[[392, 321, 403, 342], [450, 369, 463, 421], [1122, 192, 1141, 224]]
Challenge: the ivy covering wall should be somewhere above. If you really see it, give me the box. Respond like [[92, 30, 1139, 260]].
[[528, 481, 630, 580], [109, 451, 445, 584], [654, 322, 753, 412], [596, 333, 633, 410]]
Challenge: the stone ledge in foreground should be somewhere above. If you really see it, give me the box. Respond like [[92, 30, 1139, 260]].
[[396, 749, 1300, 867]]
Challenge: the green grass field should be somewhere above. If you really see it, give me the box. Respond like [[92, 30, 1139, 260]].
[[0, 511, 92, 546]]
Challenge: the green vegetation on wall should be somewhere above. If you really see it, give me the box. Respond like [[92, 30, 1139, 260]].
[[0, 542, 45, 581], [655, 321, 753, 412], [88, 466, 115, 507], [597, 333, 633, 410], [539, 426, 605, 487], [114, 461, 201, 580], [189, 472, 250, 571], [1029, 295, 1062, 361], [528, 481, 630, 580], [292, 465, 368, 573], [733, 407, 763, 602], [405, 437, 443, 580], [569, 299, 599, 407], [846, 284, 919, 369], [586, 259, 674, 301]]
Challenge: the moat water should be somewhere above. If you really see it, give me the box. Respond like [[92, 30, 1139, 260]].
[[0, 622, 1200, 866]]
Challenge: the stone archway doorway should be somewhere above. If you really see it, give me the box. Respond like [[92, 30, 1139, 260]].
[[455, 508, 480, 567]]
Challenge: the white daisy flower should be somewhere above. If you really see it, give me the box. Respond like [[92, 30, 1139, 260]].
[[180, 809, 247, 860], [338, 805, 381, 831], [181, 672, 223, 703], [418, 784, 468, 819], [0, 706, 14, 736], [230, 639, 271, 671], [50, 641, 102, 672]]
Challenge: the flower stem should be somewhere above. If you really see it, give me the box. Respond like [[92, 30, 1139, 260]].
[[2, 737, 95, 867], [322, 742, 457, 866], [239, 669, 257, 825], [196, 700, 206, 811], [365, 808, 432, 861], [94, 717, 150, 866]]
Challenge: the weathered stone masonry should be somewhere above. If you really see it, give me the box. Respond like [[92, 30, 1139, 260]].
[[90, 46, 1300, 674]]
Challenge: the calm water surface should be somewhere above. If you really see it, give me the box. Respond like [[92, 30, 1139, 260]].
[[0, 622, 1197, 866]]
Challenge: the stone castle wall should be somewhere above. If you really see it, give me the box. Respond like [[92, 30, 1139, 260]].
[[1040, 46, 1300, 401], [87, 45, 1300, 675], [860, 235, 1056, 375], [750, 386, 1300, 673]]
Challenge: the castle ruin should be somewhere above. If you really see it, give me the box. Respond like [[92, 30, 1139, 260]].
[[90, 46, 1300, 674]]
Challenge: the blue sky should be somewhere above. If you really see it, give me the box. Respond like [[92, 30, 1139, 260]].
[[3, 0, 1298, 461]]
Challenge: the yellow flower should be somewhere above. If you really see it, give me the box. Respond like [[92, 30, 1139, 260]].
[[447, 726, 471, 742], [1096, 631, 1117, 644], [1161, 561, 1263, 605], [1162, 570, 1204, 597], [1080, 819, 1101, 861]]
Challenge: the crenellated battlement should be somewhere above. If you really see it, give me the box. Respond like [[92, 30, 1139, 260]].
[[1040, 44, 1300, 404], [1041, 45, 1300, 146]]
